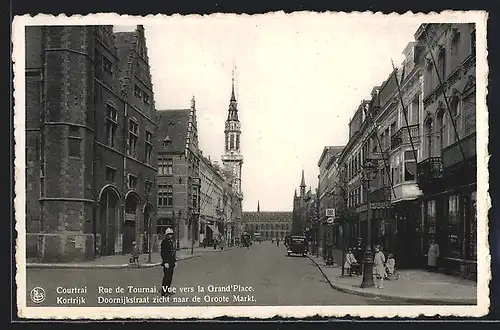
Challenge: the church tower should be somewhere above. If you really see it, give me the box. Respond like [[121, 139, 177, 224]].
[[221, 68, 244, 199]]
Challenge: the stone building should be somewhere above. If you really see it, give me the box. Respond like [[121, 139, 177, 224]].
[[291, 170, 307, 236], [242, 202, 292, 240], [25, 25, 158, 262], [317, 146, 344, 254], [415, 23, 477, 278], [155, 97, 201, 250]]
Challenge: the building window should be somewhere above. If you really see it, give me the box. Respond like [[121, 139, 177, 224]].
[[449, 96, 461, 143], [128, 174, 138, 190], [463, 93, 476, 137], [236, 134, 240, 150], [411, 94, 420, 125], [143, 91, 150, 105], [134, 85, 141, 98], [230, 134, 235, 149], [106, 105, 118, 148], [436, 109, 446, 151], [451, 33, 460, 68], [145, 130, 153, 165], [157, 218, 174, 235], [127, 119, 139, 158], [158, 158, 173, 176], [103, 56, 113, 75], [106, 166, 116, 183], [437, 48, 446, 80], [68, 138, 81, 158], [94, 49, 102, 80], [448, 194, 462, 259], [68, 125, 82, 158], [225, 135, 229, 151], [158, 184, 173, 207], [425, 118, 433, 158], [404, 150, 417, 181], [40, 178, 44, 197]]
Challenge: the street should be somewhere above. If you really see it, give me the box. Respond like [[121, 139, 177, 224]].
[[26, 241, 408, 306]]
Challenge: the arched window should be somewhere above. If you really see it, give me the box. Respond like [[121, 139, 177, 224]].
[[449, 96, 460, 143], [425, 117, 434, 158], [436, 109, 445, 153]]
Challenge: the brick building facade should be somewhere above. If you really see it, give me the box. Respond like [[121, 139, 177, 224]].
[[25, 25, 158, 262]]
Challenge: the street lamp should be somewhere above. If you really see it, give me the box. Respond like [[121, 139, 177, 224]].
[[144, 179, 153, 263], [360, 159, 377, 288]]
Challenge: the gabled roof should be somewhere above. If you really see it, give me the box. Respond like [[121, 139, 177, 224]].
[[156, 109, 190, 154]]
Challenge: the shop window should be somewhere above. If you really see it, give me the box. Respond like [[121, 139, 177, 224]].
[[469, 191, 477, 260], [426, 200, 436, 240], [447, 194, 462, 259]]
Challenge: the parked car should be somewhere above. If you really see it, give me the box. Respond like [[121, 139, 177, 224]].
[[287, 236, 307, 257]]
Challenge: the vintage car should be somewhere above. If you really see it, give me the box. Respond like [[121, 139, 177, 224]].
[[287, 235, 308, 257]]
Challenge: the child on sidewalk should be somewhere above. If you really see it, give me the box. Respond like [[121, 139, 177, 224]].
[[385, 253, 397, 280], [344, 248, 358, 276], [373, 245, 386, 289], [130, 241, 140, 266]]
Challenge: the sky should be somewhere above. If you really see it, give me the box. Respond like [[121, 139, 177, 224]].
[[117, 13, 423, 212]]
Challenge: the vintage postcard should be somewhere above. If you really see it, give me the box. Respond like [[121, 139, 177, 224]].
[[13, 11, 489, 319]]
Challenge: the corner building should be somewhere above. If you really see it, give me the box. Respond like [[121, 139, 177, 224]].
[[25, 25, 158, 262]]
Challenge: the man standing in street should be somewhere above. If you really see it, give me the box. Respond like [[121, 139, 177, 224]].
[[161, 228, 177, 296]]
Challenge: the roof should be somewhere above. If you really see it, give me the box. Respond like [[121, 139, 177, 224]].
[[242, 211, 293, 222], [156, 109, 190, 154]]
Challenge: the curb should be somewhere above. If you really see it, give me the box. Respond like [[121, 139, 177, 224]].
[[307, 255, 476, 305], [27, 254, 200, 270]]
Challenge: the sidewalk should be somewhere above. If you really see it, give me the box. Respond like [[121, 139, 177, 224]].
[[26, 246, 236, 269], [307, 253, 477, 305]]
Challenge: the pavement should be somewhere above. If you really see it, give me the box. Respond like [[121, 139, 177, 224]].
[[26, 241, 409, 307], [307, 252, 477, 305], [26, 246, 236, 269]]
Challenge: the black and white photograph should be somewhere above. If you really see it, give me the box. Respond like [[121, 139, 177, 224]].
[[13, 11, 489, 319]]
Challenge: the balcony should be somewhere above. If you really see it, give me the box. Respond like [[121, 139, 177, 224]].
[[391, 124, 420, 150], [369, 186, 391, 202], [366, 151, 389, 162], [417, 157, 443, 186], [442, 132, 476, 169]]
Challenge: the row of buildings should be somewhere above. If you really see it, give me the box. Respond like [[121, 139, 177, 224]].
[[293, 23, 477, 279], [25, 25, 244, 262]]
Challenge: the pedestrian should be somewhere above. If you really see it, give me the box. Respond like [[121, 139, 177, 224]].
[[344, 248, 357, 276], [130, 241, 140, 266], [373, 245, 386, 289], [160, 228, 177, 296], [276, 238, 279, 247], [213, 237, 218, 250], [385, 253, 396, 280], [427, 238, 440, 272]]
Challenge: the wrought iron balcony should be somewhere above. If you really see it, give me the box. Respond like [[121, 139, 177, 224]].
[[442, 132, 476, 169], [417, 157, 443, 186], [391, 124, 420, 150]]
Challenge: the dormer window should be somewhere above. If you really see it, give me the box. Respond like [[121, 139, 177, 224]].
[[162, 135, 172, 147]]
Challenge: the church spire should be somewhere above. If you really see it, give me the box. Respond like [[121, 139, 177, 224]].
[[231, 67, 236, 101], [257, 200, 260, 212], [300, 170, 306, 197], [294, 189, 297, 199]]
